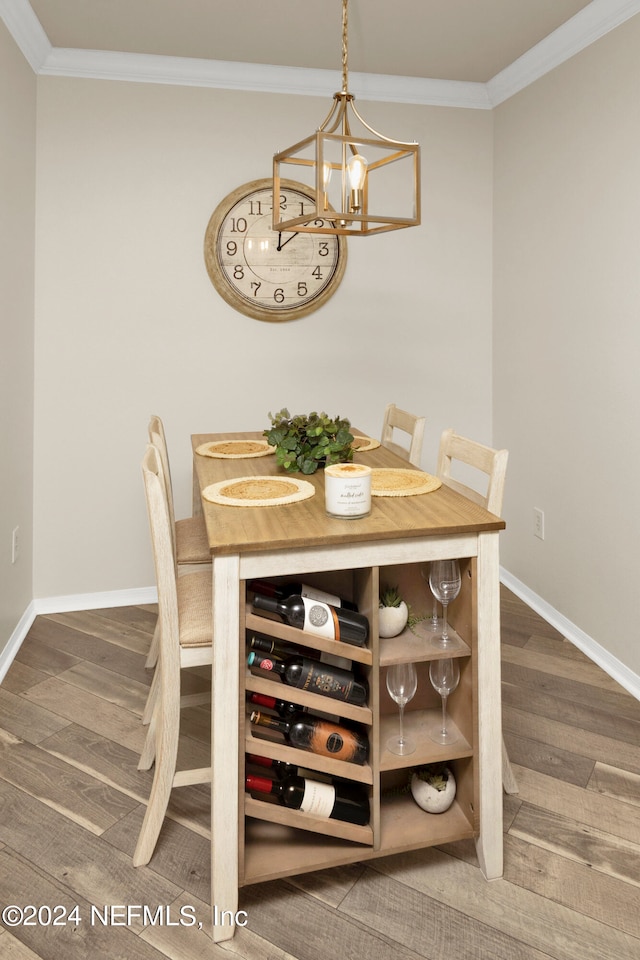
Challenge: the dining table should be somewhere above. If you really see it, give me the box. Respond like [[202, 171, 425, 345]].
[[191, 429, 506, 943]]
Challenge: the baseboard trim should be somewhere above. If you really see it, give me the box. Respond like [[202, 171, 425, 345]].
[[32, 586, 158, 616], [3, 577, 639, 703], [500, 567, 640, 701], [0, 601, 38, 684], [0, 587, 157, 684]]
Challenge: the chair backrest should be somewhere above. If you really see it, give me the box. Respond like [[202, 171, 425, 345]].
[[148, 414, 177, 532], [436, 428, 508, 516], [380, 403, 426, 467], [142, 443, 180, 674]]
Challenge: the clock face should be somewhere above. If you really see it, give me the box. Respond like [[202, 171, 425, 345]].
[[204, 178, 347, 322]]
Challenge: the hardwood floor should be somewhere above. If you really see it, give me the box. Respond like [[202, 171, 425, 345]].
[[0, 587, 638, 959]]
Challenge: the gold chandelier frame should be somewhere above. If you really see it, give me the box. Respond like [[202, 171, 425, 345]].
[[272, 0, 420, 237]]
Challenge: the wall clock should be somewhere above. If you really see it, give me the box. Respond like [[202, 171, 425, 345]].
[[204, 178, 347, 322]]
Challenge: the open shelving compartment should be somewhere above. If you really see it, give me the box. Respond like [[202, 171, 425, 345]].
[[238, 559, 479, 886]]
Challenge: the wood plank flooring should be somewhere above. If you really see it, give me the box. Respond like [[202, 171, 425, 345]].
[[0, 587, 638, 960]]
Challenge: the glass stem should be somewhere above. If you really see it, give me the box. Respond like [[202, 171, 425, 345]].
[[442, 602, 449, 640], [441, 695, 448, 735], [398, 704, 405, 745], [431, 599, 438, 627]]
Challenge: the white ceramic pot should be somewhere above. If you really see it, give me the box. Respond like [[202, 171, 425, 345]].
[[410, 766, 456, 814], [378, 601, 409, 638]]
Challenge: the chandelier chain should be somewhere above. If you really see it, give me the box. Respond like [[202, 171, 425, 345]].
[[341, 0, 349, 93]]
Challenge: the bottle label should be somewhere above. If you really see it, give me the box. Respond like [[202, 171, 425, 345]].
[[297, 662, 353, 702], [309, 720, 365, 763], [302, 597, 339, 641], [301, 583, 341, 607], [300, 779, 336, 818]]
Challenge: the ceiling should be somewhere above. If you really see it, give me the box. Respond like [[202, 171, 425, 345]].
[[27, 0, 595, 84]]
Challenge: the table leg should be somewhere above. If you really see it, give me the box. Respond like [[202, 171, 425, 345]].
[[211, 553, 241, 941], [474, 531, 504, 879]]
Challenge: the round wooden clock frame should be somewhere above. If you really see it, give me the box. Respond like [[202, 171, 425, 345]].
[[204, 178, 347, 322]]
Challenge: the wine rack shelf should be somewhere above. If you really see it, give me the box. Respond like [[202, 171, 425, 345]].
[[245, 797, 374, 845], [242, 794, 476, 886], [378, 709, 472, 771], [246, 606, 373, 666], [379, 623, 470, 666], [240, 562, 480, 886], [245, 671, 373, 726], [243, 731, 374, 785]]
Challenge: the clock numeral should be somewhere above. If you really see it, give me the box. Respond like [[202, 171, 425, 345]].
[[297, 282, 308, 298], [279, 194, 309, 216], [273, 288, 285, 304], [230, 217, 248, 233], [318, 241, 330, 257], [250, 281, 262, 298], [233, 265, 244, 279], [312, 265, 323, 280], [248, 200, 263, 216], [226, 241, 238, 257]]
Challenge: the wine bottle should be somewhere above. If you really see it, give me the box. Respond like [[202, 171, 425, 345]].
[[248, 691, 304, 719], [245, 753, 297, 779], [246, 752, 328, 782], [248, 633, 316, 661], [248, 633, 352, 671], [247, 651, 368, 706], [245, 773, 369, 825], [250, 710, 368, 765], [252, 594, 368, 647], [249, 579, 358, 611]]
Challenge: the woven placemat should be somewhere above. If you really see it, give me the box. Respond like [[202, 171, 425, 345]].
[[371, 468, 442, 497], [351, 436, 381, 452], [202, 475, 315, 507], [196, 439, 275, 459]]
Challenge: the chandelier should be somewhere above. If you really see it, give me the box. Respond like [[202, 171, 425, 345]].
[[272, 0, 421, 237]]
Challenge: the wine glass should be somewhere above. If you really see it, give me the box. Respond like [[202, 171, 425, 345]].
[[428, 560, 461, 647], [420, 563, 441, 632], [386, 662, 418, 756], [429, 658, 460, 744]]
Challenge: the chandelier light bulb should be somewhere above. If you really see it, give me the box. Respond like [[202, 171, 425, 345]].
[[347, 153, 367, 212]]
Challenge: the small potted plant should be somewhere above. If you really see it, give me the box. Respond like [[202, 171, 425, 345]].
[[378, 585, 409, 638], [264, 408, 354, 475], [410, 764, 456, 814]]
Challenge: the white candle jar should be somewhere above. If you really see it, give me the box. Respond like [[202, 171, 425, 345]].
[[324, 463, 372, 519]]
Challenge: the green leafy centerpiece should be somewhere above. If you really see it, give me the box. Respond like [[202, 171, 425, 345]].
[[264, 408, 354, 475]]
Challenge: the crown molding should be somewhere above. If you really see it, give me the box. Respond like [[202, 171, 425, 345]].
[[487, 0, 640, 106], [2, 0, 640, 110], [0, 0, 50, 71], [37, 47, 492, 109]]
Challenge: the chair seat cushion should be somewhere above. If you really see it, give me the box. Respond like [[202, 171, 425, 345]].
[[177, 570, 212, 647], [176, 515, 211, 564]]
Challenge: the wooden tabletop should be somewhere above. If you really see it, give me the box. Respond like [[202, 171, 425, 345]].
[[192, 431, 505, 556]]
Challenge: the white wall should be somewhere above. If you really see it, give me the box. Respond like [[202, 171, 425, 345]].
[[0, 21, 36, 651], [32, 78, 494, 598], [493, 15, 640, 674]]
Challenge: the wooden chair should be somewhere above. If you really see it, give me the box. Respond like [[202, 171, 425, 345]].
[[145, 416, 210, 674], [436, 428, 518, 795], [148, 415, 211, 569], [380, 403, 426, 467], [134, 443, 213, 867]]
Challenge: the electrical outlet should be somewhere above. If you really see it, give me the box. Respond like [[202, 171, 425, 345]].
[[533, 508, 545, 540], [11, 526, 19, 564]]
